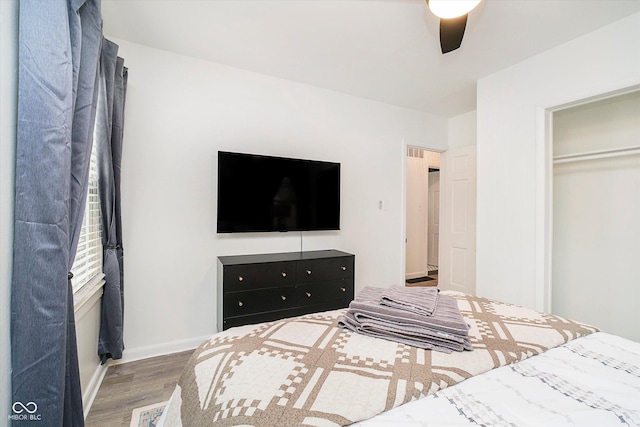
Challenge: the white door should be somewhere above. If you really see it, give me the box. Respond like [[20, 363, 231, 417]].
[[439, 146, 476, 294], [427, 171, 440, 267]]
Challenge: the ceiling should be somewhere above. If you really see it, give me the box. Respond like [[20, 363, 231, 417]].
[[101, 0, 640, 118]]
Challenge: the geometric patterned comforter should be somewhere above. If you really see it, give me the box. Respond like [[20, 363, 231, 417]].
[[159, 291, 597, 426]]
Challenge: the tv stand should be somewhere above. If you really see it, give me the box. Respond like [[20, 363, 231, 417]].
[[217, 250, 355, 331]]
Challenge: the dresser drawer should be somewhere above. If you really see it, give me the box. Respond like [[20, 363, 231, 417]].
[[224, 287, 297, 317], [224, 262, 295, 291], [218, 250, 355, 331], [296, 280, 353, 305], [296, 256, 354, 283]]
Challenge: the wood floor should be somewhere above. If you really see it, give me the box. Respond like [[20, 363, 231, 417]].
[[405, 272, 438, 287], [86, 277, 438, 425], [85, 349, 194, 427]]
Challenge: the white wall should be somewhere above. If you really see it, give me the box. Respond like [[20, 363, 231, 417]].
[[0, 0, 17, 420], [553, 91, 640, 156], [476, 13, 640, 310], [75, 294, 105, 415], [448, 110, 477, 149], [111, 39, 447, 360]]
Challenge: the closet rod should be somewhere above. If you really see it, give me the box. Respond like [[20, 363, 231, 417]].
[[553, 145, 640, 164]]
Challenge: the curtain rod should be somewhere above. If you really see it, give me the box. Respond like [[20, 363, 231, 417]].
[[553, 145, 640, 164]]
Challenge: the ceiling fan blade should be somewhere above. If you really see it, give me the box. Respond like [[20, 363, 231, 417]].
[[439, 14, 468, 54]]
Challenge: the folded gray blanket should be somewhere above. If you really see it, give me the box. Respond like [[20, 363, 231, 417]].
[[380, 285, 439, 316], [338, 286, 472, 353]]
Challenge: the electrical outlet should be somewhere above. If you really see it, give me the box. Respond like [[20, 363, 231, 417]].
[[378, 200, 384, 210]]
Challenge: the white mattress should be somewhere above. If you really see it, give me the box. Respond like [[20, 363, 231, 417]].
[[354, 332, 640, 426]]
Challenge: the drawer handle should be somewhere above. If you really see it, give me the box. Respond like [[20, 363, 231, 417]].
[[281, 295, 287, 301], [306, 269, 312, 275], [238, 276, 244, 282], [306, 292, 312, 298], [341, 266, 347, 271], [238, 301, 244, 307], [281, 272, 287, 278], [340, 287, 346, 292]]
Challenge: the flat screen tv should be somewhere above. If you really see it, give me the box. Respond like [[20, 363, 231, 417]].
[[217, 151, 341, 233]]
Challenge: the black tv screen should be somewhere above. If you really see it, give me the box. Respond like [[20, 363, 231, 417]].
[[217, 151, 341, 233]]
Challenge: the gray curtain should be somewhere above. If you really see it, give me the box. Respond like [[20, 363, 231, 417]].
[[11, 0, 102, 425], [96, 38, 128, 363]]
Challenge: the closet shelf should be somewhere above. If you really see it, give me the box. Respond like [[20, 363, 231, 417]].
[[553, 145, 640, 164]]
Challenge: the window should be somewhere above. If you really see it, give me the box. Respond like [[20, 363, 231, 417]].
[[70, 142, 102, 293]]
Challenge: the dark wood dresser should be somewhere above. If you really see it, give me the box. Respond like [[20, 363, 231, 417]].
[[217, 250, 355, 331]]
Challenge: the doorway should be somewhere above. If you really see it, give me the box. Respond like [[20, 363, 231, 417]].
[[405, 147, 440, 286]]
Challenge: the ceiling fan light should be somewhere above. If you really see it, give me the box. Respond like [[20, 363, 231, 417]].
[[428, 0, 481, 19]]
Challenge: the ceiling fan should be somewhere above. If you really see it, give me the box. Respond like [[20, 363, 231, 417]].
[[427, 0, 481, 54]]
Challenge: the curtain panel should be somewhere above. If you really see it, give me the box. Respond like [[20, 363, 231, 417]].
[[97, 38, 128, 363], [11, 0, 126, 425]]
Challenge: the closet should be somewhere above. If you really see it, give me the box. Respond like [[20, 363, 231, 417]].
[[552, 90, 640, 342]]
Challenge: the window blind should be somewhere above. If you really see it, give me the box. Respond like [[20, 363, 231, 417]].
[[71, 142, 102, 293]]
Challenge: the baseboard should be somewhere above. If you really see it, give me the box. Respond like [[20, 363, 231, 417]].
[[83, 361, 108, 419], [112, 334, 210, 365]]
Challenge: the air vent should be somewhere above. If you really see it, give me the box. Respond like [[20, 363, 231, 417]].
[[407, 147, 424, 158]]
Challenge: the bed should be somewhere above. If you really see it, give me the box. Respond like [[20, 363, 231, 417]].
[[158, 291, 640, 426]]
